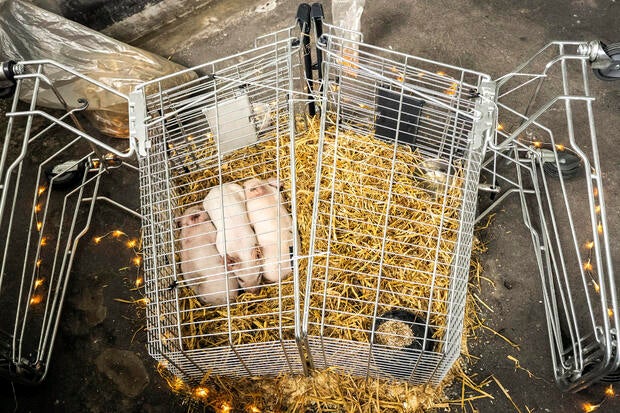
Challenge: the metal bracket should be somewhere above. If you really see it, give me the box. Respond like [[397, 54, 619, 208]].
[[128, 90, 149, 157], [470, 80, 497, 150]]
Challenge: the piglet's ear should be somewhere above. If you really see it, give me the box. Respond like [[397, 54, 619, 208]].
[[247, 183, 265, 197], [245, 178, 263, 193], [267, 177, 282, 189]]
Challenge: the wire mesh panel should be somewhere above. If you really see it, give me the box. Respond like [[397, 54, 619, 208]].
[[134, 29, 308, 381], [302, 34, 494, 385]]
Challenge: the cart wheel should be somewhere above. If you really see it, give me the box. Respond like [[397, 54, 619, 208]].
[[45, 160, 87, 189], [593, 43, 620, 81], [600, 369, 620, 383], [0, 60, 19, 99], [0, 329, 13, 378], [0, 83, 16, 99], [542, 148, 581, 179]]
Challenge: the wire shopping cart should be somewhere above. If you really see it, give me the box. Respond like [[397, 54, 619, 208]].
[[0, 59, 138, 384], [1, 2, 618, 392]]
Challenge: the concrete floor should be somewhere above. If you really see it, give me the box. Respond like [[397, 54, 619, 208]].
[[1, 0, 619, 412]]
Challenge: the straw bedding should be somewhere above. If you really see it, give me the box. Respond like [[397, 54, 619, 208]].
[[163, 114, 472, 411], [174, 115, 464, 349], [158, 361, 467, 412]]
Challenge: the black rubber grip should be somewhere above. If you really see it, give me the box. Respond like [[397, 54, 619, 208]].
[[310, 2, 324, 20], [297, 3, 315, 116], [296, 3, 311, 32], [311, 3, 324, 82]]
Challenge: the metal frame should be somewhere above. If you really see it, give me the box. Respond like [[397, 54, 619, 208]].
[[0, 61, 135, 384], [480, 41, 618, 391]]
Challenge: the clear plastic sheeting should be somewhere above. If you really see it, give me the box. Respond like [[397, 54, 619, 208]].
[[331, 0, 365, 34], [330, 0, 365, 72], [0, 0, 196, 138]]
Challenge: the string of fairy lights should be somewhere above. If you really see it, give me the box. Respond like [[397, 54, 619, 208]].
[[29, 184, 145, 307], [159, 360, 263, 413], [583, 384, 616, 412], [29, 185, 49, 307]]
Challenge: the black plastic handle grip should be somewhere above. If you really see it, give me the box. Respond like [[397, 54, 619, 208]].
[[310, 3, 324, 21], [297, 3, 316, 116], [311, 3, 324, 81], [296, 3, 311, 33]]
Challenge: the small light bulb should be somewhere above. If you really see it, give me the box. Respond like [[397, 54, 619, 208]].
[[112, 230, 124, 238], [172, 377, 185, 390], [30, 295, 43, 305], [94, 236, 102, 244], [157, 360, 169, 369], [34, 278, 44, 289], [605, 384, 615, 397], [133, 256, 142, 266], [582, 402, 596, 413], [40, 237, 47, 246], [36, 222, 42, 231], [193, 387, 209, 398], [135, 277, 144, 287], [38, 186, 46, 196]]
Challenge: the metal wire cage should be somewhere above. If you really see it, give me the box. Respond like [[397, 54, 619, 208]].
[[132, 27, 308, 380], [301, 31, 494, 385]]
